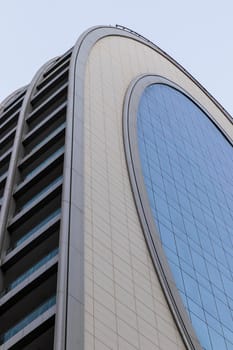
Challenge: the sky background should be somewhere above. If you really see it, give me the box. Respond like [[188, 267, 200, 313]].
[[1, 0, 233, 116]]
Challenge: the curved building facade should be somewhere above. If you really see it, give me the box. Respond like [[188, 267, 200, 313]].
[[0, 25, 232, 350]]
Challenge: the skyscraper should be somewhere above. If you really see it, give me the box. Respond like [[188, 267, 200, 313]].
[[0, 25, 232, 350]]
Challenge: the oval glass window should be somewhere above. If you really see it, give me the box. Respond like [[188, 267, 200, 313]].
[[137, 84, 233, 350]]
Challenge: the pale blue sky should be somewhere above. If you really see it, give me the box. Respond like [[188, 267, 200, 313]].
[[1, 0, 233, 116]]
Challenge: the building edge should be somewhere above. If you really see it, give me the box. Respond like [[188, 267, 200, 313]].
[[1, 25, 232, 349], [52, 25, 233, 350]]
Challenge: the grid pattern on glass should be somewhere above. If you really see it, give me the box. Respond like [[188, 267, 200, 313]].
[[137, 84, 233, 350]]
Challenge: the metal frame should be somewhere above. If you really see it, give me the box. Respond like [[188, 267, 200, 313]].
[[123, 74, 232, 350]]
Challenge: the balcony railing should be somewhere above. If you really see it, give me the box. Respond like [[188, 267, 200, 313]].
[[1, 249, 58, 297], [8, 208, 61, 252], [0, 295, 56, 344]]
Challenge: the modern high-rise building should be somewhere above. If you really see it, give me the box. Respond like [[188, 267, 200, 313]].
[[0, 25, 232, 350]]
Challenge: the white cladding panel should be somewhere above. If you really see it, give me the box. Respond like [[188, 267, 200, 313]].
[[83, 35, 232, 350]]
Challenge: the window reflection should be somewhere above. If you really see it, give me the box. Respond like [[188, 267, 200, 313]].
[[9, 208, 61, 251], [0, 295, 56, 344], [24, 146, 64, 181], [2, 249, 58, 296], [18, 176, 63, 212], [137, 84, 233, 350]]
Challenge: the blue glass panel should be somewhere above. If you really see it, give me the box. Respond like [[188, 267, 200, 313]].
[[11, 208, 61, 250], [0, 295, 56, 344], [7, 248, 58, 293], [24, 146, 64, 180], [137, 84, 233, 349], [19, 175, 63, 212], [29, 122, 66, 155]]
